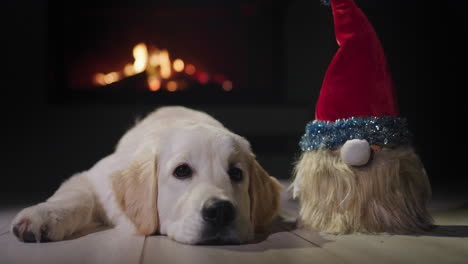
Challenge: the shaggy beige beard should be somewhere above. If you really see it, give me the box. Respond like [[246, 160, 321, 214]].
[[293, 147, 433, 234]]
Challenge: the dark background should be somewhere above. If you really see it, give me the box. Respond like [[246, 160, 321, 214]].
[[1, 0, 464, 204]]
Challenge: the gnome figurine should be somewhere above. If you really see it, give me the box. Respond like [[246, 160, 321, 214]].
[[292, 0, 433, 234]]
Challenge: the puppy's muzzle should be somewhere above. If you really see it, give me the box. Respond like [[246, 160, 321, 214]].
[[202, 198, 235, 228]]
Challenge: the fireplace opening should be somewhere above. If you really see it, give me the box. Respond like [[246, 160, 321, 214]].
[[47, 1, 287, 105]]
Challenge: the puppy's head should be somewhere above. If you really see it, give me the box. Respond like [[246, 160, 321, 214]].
[[112, 124, 280, 244]]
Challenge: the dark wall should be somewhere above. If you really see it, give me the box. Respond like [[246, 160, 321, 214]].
[[1, 0, 462, 203]]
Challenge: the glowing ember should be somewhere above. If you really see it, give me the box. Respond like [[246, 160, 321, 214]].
[[104, 72, 119, 84], [166, 81, 178, 92], [185, 64, 196, 75], [94, 73, 106, 86], [222, 80, 233, 91], [123, 64, 135, 76], [173, 59, 184, 72], [148, 77, 161, 92]]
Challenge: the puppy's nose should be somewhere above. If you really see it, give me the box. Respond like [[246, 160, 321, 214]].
[[202, 198, 235, 227]]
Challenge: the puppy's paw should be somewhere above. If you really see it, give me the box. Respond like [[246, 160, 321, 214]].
[[11, 204, 66, 243]]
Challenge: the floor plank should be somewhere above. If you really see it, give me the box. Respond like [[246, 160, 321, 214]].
[[291, 229, 468, 264], [287, 204, 468, 264], [141, 231, 344, 264], [0, 229, 145, 264]]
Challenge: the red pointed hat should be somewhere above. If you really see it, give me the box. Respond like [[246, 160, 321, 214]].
[[315, 0, 399, 121], [299, 0, 410, 151]]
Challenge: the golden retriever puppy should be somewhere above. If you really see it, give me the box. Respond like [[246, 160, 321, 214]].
[[11, 106, 281, 244]]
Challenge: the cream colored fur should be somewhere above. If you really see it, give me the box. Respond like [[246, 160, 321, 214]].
[[292, 147, 433, 234], [11, 106, 280, 244]]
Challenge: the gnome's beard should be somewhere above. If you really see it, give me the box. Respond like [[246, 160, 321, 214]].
[[292, 147, 433, 234]]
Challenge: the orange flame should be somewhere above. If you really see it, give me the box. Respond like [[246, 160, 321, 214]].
[[132, 43, 148, 74]]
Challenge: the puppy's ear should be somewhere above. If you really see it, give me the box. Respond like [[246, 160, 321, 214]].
[[249, 157, 281, 230], [112, 151, 159, 235]]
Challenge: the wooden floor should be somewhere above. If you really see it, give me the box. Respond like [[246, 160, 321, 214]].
[[1, 181, 467, 264]]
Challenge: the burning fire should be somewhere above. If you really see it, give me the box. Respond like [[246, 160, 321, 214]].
[[93, 42, 233, 92]]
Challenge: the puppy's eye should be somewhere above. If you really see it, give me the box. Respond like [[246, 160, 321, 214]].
[[173, 164, 192, 179], [228, 167, 243, 182]]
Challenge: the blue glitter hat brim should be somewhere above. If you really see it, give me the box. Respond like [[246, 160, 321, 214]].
[[299, 116, 412, 151]]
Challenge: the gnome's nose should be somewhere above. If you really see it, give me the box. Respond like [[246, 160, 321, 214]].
[[340, 139, 371, 166]]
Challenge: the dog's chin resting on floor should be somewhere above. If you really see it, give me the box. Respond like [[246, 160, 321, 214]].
[[293, 146, 433, 234], [11, 106, 281, 245]]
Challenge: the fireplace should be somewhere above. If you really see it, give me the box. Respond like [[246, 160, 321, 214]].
[[47, 1, 287, 105]]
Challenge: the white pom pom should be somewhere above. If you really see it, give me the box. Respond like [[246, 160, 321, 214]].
[[340, 139, 371, 166]]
